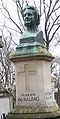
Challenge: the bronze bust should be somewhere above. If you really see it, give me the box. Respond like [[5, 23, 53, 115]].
[[20, 5, 44, 44], [23, 5, 40, 32]]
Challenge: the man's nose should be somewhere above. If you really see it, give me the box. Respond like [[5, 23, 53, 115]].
[[25, 14, 29, 19]]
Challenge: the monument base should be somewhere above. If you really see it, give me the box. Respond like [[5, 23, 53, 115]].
[[8, 43, 60, 119], [7, 109, 60, 119]]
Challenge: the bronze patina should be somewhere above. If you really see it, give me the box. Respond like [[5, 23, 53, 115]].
[[20, 5, 44, 44]]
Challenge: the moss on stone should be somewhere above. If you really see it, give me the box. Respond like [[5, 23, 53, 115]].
[[10, 43, 54, 62], [7, 110, 60, 119]]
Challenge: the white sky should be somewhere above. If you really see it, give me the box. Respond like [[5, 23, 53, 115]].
[[0, 0, 60, 56]]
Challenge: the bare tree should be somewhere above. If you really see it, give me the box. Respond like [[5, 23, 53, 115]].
[[51, 57, 60, 107], [0, 0, 60, 51], [0, 0, 25, 34], [42, 0, 60, 50], [0, 28, 15, 88]]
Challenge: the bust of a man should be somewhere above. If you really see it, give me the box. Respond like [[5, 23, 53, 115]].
[[20, 5, 44, 44]]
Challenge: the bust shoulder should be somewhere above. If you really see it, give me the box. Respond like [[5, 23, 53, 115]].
[[20, 30, 44, 44]]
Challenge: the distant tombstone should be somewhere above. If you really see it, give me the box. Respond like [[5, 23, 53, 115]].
[[0, 81, 13, 118]]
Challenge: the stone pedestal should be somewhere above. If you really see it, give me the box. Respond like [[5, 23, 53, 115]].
[[7, 44, 60, 119]]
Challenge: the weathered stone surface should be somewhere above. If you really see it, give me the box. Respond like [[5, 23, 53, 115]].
[[10, 43, 54, 62], [8, 46, 60, 118], [9, 52, 59, 112], [7, 110, 60, 119]]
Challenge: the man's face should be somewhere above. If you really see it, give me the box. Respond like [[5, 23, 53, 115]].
[[24, 9, 36, 28]]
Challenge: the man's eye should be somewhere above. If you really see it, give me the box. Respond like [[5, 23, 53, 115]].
[[24, 14, 26, 17], [24, 14, 32, 16]]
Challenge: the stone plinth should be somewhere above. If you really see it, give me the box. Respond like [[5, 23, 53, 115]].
[[7, 45, 60, 119]]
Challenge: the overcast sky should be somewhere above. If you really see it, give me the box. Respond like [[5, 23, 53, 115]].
[[0, 0, 60, 56]]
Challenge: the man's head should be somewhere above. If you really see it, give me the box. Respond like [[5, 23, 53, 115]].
[[23, 5, 40, 30]]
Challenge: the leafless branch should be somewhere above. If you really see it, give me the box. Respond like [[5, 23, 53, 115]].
[[16, 6, 25, 30], [1, 0, 23, 34], [48, 15, 60, 39], [49, 25, 60, 42]]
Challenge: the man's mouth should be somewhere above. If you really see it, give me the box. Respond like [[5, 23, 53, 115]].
[[25, 19, 30, 21], [25, 20, 31, 23]]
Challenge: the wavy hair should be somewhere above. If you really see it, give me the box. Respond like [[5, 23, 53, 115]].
[[23, 5, 40, 26]]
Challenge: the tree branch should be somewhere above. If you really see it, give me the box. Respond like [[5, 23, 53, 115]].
[[1, 0, 23, 34], [48, 15, 60, 38], [49, 25, 60, 42]]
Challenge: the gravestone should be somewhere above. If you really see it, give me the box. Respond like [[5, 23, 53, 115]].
[[0, 81, 13, 118], [7, 5, 60, 119]]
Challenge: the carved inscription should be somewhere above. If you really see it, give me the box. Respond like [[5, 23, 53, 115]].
[[18, 92, 39, 101], [45, 91, 53, 100]]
